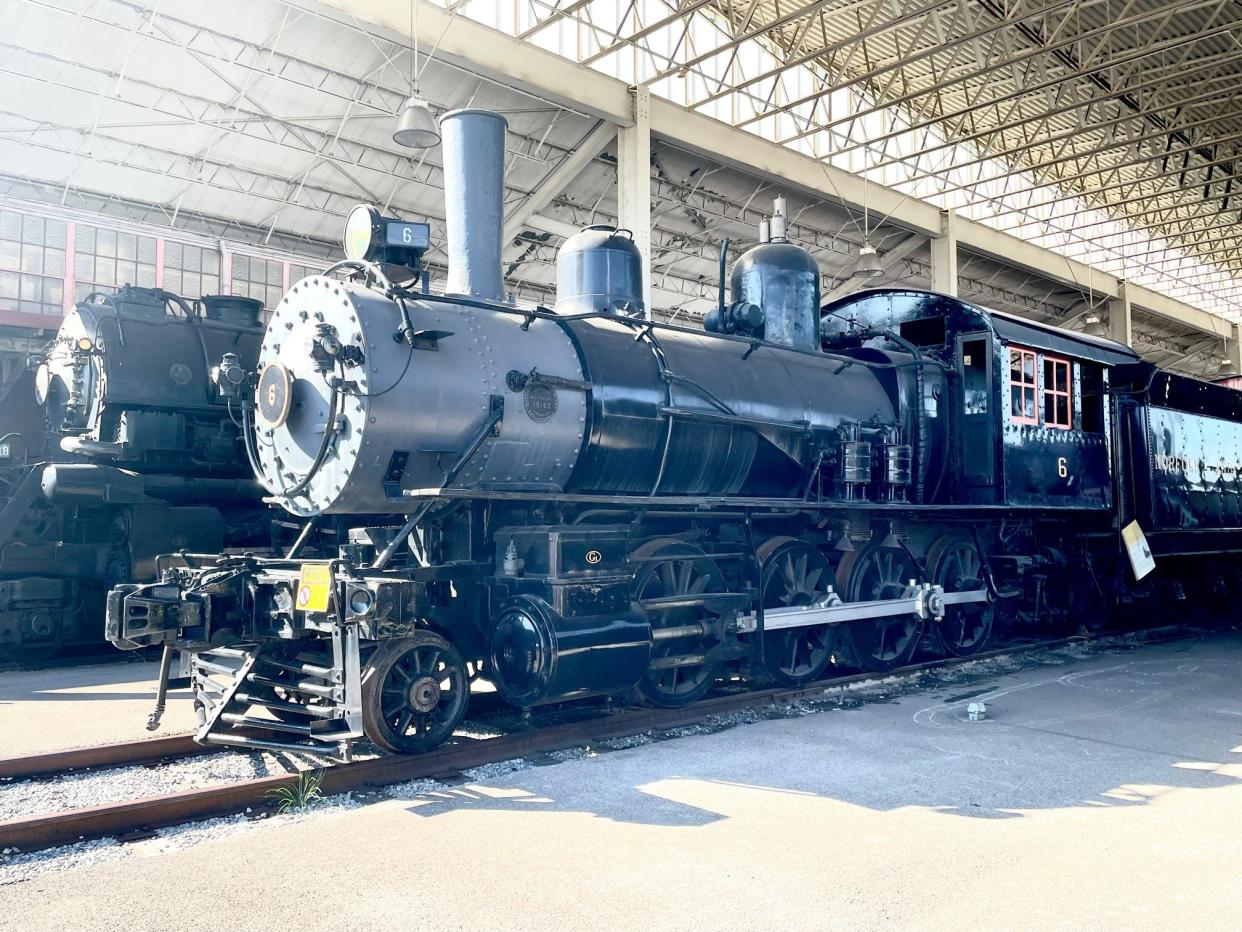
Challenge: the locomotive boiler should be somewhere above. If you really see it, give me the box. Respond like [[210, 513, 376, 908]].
[[0, 285, 271, 662]]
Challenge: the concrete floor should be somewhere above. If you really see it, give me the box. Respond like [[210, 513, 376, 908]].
[[3, 632, 1242, 929], [0, 657, 195, 756]]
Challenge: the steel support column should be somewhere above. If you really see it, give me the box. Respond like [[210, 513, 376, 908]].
[[1109, 279, 1133, 347], [618, 85, 652, 315], [930, 210, 958, 296], [1228, 323, 1242, 375]]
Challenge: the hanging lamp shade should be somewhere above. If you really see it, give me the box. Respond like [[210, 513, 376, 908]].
[[851, 242, 884, 279], [1082, 313, 1109, 338], [393, 95, 440, 149]]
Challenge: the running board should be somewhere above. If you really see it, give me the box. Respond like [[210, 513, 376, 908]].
[[735, 585, 988, 633]]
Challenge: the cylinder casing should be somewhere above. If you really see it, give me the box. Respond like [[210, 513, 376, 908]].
[[487, 595, 652, 707]]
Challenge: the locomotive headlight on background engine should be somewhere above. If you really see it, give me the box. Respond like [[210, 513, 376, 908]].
[[33, 363, 51, 405], [76, 337, 93, 352]]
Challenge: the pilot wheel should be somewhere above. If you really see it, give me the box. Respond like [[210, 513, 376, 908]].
[[361, 631, 470, 754]]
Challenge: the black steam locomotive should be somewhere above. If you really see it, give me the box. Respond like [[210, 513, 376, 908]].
[[0, 285, 273, 663], [107, 108, 1242, 758]]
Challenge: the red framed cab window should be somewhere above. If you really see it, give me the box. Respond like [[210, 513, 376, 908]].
[[1043, 355, 1072, 429], [1009, 347, 1038, 424]]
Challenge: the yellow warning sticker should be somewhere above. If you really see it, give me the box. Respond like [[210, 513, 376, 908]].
[[295, 563, 333, 613]]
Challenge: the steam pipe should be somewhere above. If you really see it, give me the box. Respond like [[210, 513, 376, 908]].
[[718, 238, 730, 313]]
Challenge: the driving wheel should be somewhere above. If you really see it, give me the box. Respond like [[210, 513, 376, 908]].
[[631, 538, 725, 707], [837, 542, 923, 673], [757, 537, 837, 685]]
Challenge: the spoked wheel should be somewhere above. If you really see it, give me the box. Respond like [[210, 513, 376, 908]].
[[361, 631, 470, 754], [927, 534, 995, 657], [757, 537, 837, 685], [837, 542, 923, 673], [632, 538, 724, 707]]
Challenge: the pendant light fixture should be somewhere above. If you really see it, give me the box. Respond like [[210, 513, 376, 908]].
[[393, 0, 439, 149], [851, 167, 883, 279]]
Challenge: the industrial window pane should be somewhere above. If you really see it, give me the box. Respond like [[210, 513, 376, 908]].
[[21, 214, 43, 244], [76, 224, 96, 253], [44, 220, 66, 248], [137, 264, 156, 287], [0, 270, 18, 299], [44, 248, 65, 277], [233, 255, 249, 279], [74, 253, 93, 280], [0, 211, 20, 241], [138, 236, 156, 263], [96, 257, 115, 284], [45, 280, 62, 307], [266, 261, 282, 285], [117, 260, 137, 285], [165, 241, 182, 268], [20, 244, 43, 274], [202, 250, 219, 275], [19, 275, 39, 301], [184, 244, 201, 271], [97, 229, 116, 257], [201, 273, 218, 294], [164, 269, 182, 292], [0, 240, 18, 271], [182, 273, 201, 296], [117, 232, 136, 261]]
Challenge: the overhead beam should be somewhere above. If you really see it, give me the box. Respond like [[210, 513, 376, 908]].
[[315, 0, 1237, 342]]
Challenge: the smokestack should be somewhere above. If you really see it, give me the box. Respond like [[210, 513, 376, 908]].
[[439, 109, 508, 302]]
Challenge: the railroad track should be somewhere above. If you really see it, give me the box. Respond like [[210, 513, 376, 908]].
[[0, 628, 1188, 856]]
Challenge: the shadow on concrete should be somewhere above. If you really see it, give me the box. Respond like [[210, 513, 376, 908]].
[[395, 635, 1242, 825]]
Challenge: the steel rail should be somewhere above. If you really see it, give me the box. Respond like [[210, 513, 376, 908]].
[[0, 734, 207, 782], [0, 630, 1180, 856]]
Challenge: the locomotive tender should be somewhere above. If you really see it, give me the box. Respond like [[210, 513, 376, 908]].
[[0, 285, 270, 662], [108, 108, 1242, 757]]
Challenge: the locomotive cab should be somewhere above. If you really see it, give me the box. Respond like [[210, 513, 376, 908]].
[[821, 288, 1137, 510]]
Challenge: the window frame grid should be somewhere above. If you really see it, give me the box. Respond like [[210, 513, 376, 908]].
[[1008, 346, 1039, 425], [1042, 354, 1073, 430]]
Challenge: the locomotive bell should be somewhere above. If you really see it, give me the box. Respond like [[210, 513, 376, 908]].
[[554, 225, 645, 318], [729, 196, 821, 351]]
